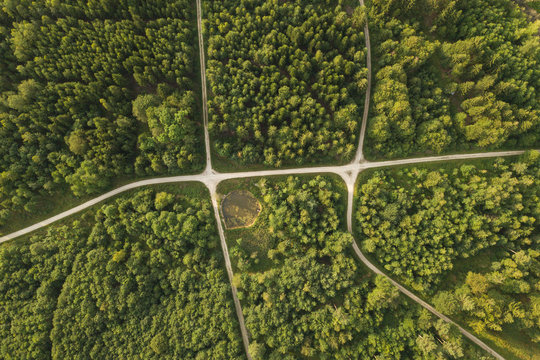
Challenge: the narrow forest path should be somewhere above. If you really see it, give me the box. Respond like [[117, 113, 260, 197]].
[[196, 0, 251, 358], [0, 151, 527, 359], [196, 0, 213, 174], [0, 1, 532, 358], [209, 184, 252, 360], [354, 0, 372, 163], [346, 3, 504, 357]]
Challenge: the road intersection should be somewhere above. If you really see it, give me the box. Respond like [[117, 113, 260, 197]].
[[1, 1, 532, 359], [0, 149, 526, 244]]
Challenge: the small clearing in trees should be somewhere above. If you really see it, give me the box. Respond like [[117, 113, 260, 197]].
[[221, 190, 261, 229]]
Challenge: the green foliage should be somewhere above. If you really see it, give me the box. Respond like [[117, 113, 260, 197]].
[[135, 92, 199, 174], [356, 153, 539, 291], [366, 0, 540, 158], [229, 176, 488, 358], [436, 249, 540, 345], [0, 188, 244, 359], [204, 0, 367, 167], [0, 0, 203, 227], [132, 94, 160, 122], [355, 152, 540, 355]]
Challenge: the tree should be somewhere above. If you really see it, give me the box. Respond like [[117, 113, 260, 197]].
[[416, 333, 437, 354], [249, 342, 267, 360], [150, 333, 168, 354], [367, 275, 399, 310], [132, 94, 159, 122], [466, 272, 489, 295], [67, 130, 88, 155]]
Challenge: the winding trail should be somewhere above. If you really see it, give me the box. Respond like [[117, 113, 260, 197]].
[[0, 1, 532, 359], [0, 152, 526, 360]]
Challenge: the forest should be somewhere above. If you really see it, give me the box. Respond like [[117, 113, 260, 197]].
[[355, 151, 540, 358], [0, 185, 244, 359], [0, 0, 203, 228], [204, 0, 368, 168], [365, 0, 539, 159], [222, 176, 492, 359], [1, 0, 538, 358]]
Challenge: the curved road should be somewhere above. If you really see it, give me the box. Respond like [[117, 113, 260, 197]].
[[0, 1, 530, 359], [345, 175, 505, 359], [0, 151, 526, 360], [0, 154, 525, 359]]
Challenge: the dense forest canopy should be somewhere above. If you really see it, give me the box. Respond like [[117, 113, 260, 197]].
[[204, 0, 368, 167], [225, 176, 492, 359], [365, 0, 539, 158], [0, 0, 203, 227], [355, 152, 540, 357], [0, 185, 244, 359], [0, 0, 539, 358]]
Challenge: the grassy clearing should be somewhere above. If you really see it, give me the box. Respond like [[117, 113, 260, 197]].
[[477, 325, 540, 360], [434, 247, 538, 360], [218, 177, 280, 272], [221, 190, 261, 229]]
